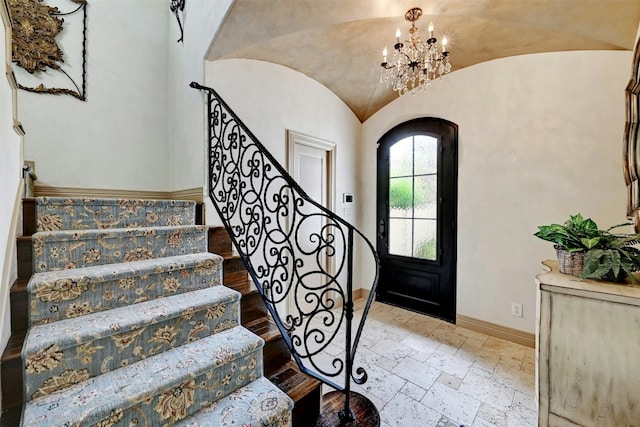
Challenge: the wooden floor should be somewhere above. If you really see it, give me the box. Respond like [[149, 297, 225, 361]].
[[315, 391, 380, 427]]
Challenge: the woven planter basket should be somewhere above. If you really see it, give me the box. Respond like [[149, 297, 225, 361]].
[[556, 249, 585, 276]]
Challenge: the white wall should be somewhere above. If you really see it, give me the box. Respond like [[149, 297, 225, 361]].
[[361, 50, 631, 333], [204, 59, 362, 226], [0, 3, 23, 362], [167, 0, 234, 193], [21, 0, 170, 191]]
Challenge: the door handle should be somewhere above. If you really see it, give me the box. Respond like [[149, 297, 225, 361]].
[[378, 219, 386, 240]]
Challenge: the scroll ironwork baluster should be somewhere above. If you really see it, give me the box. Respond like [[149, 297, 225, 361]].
[[190, 81, 380, 424]]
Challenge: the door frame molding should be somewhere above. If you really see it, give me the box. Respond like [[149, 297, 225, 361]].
[[287, 130, 336, 212]]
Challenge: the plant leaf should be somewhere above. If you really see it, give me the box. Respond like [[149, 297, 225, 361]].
[[580, 237, 600, 249]]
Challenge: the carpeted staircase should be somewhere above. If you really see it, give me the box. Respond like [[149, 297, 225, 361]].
[[8, 197, 294, 426]]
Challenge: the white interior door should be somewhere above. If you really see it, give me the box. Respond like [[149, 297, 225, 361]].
[[294, 143, 327, 208], [287, 131, 335, 318]]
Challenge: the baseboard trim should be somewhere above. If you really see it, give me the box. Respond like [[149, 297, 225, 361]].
[[34, 185, 203, 202], [456, 314, 535, 348], [353, 288, 371, 301]]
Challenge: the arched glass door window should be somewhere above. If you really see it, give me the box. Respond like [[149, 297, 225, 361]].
[[389, 135, 438, 260]]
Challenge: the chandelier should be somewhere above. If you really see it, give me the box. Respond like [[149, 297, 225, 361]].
[[380, 7, 452, 95]]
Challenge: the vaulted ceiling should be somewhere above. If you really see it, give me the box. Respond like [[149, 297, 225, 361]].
[[208, 0, 640, 122]]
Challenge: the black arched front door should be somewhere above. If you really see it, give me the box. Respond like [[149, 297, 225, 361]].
[[376, 118, 458, 322]]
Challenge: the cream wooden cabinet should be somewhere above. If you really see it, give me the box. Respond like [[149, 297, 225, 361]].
[[536, 261, 640, 427]]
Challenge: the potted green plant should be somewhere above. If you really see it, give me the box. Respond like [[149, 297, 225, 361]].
[[534, 214, 640, 284]]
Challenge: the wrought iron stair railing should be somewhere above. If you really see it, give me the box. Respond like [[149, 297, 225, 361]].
[[190, 82, 380, 423]]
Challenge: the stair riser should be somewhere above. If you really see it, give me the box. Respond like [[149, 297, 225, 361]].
[[35, 198, 196, 232], [241, 292, 269, 323], [292, 386, 323, 426], [33, 226, 207, 272], [17, 238, 32, 279], [224, 257, 246, 277], [10, 286, 28, 333], [263, 338, 291, 377], [1, 354, 22, 410], [24, 296, 240, 400], [22, 199, 36, 236], [29, 256, 223, 326], [208, 227, 233, 255]]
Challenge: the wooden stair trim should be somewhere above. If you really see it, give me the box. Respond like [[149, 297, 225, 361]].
[[9, 278, 28, 334], [0, 406, 21, 427], [244, 317, 281, 343], [1, 331, 26, 411], [268, 361, 322, 402]]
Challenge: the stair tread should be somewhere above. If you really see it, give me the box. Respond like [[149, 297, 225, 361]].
[[33, 224, 206, 240], [22, 326, 263, 426], [175, 376, 293, 426], [225, 276, 256, 294], [0, 331, 26, 362], [28, 253, 224, 326], [245, 317, 281, 343], [24, 285, 240, 354], [29, 252, 222, 285], [11, 278, 29, 294], [269, 361, 322, 403]]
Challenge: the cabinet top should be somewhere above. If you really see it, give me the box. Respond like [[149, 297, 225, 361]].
[[536, 260, 640, 304]]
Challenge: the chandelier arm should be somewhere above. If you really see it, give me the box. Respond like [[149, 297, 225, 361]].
[[379, 7, 452, 95]]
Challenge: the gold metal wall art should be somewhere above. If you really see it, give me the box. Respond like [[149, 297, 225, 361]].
[[8, 0, 87, 100]]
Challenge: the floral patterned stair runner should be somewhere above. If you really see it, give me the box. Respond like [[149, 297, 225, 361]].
[[22, 285, 241, 400], [20, 198, 293, 426], [36, 197, 196, 231], [32, 225, 208, 272], [175, 376, 293, 427], [28, 252, 223, 326], [22, 327, 265, 425]]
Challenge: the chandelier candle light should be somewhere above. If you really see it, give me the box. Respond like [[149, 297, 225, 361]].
[[380, 7, 452, 95]]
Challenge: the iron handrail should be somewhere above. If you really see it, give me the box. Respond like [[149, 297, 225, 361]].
[[191, 82, 380, 422]]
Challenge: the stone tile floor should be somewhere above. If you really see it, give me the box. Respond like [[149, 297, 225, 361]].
[[320, 299, 537, 427]]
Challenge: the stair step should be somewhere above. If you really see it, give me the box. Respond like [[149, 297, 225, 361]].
[[0, 332, 26, 411], [208, 226, 233, 256], [22, 198, 36, 237], [0, 406, 21, 427], [175, 376, 293, 426], [225, 269, 250, 285], [225, 278, 269, 324], [32, 225, 208, 272], [17, 236, 32, 279], [22, 326, 264, 426], [10, 278, 29, 333], [35, 197, 196, 231], [223, 255, 247, 280], [269, 361, 323, 426], [245, 317, 291, 376], [28, 253, 223, 326], [22, 286, 240, 400]]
